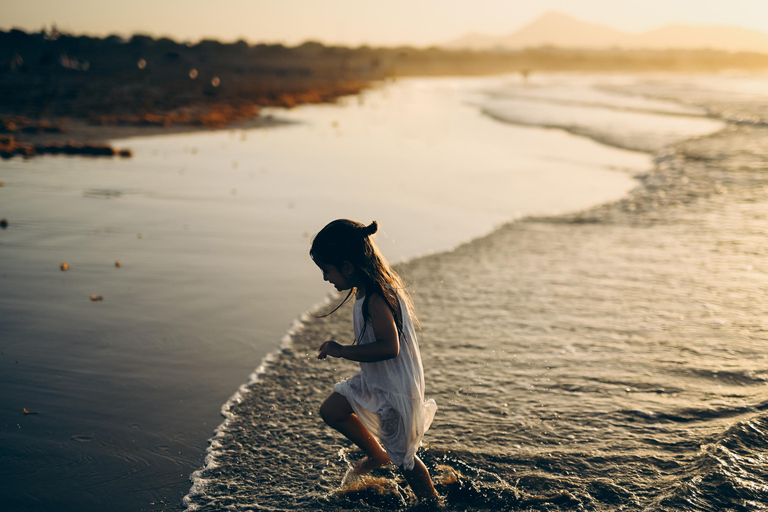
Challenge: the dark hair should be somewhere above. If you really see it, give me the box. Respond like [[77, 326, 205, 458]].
[[310, 219, 414, 340]]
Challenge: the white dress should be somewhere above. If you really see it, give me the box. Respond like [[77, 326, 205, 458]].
[[334, 293, 437, 471]]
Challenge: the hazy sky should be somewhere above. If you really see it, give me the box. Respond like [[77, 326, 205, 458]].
[[4, 0, 768, 47]]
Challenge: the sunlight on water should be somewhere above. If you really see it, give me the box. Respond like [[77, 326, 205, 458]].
[[0, 75, 644, 511], [183, 73, 768, 512], [6, 71, 768, 511]]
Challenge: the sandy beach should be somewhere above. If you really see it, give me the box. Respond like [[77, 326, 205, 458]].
[[5, 5, 768, 510], [1, 75, 649, 511]]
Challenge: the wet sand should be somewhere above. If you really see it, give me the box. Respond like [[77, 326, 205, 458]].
[[0, 76, 646, 512]]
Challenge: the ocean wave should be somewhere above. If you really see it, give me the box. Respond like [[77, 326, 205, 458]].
[[480, 87, 707, 118], [652, 414, 768, 511], [478, 98, 725, 153], [618, 399, 768, 424], [599, 75, 768, 127]]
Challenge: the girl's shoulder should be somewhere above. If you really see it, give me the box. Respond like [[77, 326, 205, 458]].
[[359, 292, 385, 313], [366, 290, 406, 327]]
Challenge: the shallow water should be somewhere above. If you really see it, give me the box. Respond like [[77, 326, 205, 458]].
[[0, 76, 648, 511], [184, 73, 768, 511]]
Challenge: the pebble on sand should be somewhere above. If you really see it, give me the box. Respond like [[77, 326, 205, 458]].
[[90, 295, 104, 301], [0, 218, 7, 229], [60, 263, 69, 271], [115, 260, 121, 268]]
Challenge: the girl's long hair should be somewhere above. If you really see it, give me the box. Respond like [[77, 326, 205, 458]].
[[310, 219, 415, 340]]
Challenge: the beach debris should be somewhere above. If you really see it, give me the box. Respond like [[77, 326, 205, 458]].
[[115, 260, 121, 268], [90, 106, 256, 129], [60, 262, 68, 271], [0, 135, 132, 160], [83, 188, 123, 199], [22, 408, 37, 415], [0, 218, 8, 229], [90, 295, 104, 301], [0, 180, 4, 186], [1, 117, 64, 135]]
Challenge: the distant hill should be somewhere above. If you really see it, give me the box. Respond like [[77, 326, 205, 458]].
[[445, 11, 768, 53]]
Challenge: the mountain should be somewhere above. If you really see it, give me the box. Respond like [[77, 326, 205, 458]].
[[499, 12, 628, 49], [444, 11, 768, 53]]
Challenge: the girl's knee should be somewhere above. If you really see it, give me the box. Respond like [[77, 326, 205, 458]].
[[319, 400, 336, 426], [319, 393, 352, 426]]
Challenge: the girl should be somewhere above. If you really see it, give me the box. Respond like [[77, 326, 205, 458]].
[[311, 219, 439, 503]]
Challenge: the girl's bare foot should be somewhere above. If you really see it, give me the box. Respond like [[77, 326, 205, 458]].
[[353, 453, 390, 475]]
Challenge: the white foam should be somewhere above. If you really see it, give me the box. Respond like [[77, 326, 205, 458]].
[[183, 293, 337, 510], [478, 94, 724, 153]]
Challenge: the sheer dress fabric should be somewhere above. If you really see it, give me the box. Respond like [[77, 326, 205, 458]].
[[334, 294, 436, 470]]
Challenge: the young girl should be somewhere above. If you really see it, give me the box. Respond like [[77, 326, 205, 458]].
[[311, 219, 439, 503]]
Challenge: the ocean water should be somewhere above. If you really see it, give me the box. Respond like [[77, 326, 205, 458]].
[[0, 76, 649, 512], [182, 73, 768, 512]]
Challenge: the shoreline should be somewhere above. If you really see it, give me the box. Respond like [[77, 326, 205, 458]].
[[4, 72, 761, 511], [1, 112, 299, 159], [4, 25, 768, 161], [183, 78, 667, 509], [1, 75, 647, 512], [181, 78, 768, 510], [21, 115, 296, 146], [0, 68, 753, 157]]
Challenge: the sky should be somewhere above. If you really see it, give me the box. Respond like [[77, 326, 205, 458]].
[[3, 0, 768, 47]]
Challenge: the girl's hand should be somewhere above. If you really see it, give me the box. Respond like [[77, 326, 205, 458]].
[[317, 340, 344, 359]]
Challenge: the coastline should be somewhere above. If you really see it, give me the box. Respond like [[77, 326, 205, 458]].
[[1, 74, 648, 512], [182, 78, 768, 511], [184, 77, 666, 508], [4, 26, 768, 161], [5, 71, 766, 511]]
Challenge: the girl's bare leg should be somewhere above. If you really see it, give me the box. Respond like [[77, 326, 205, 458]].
[[401, 456, 439, 503], [320, 392, 390, 473], [321, 393, 440, 503]]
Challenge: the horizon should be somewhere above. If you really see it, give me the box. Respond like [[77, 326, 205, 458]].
[[3, 1, 768, 48]]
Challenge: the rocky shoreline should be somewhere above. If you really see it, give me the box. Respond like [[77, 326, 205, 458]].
[[3, 28, 768, 159]]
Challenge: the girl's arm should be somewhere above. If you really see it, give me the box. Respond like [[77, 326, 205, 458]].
[[317, 294, 399, 362]]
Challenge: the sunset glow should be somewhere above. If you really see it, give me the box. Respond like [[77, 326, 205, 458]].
[[4, 0, 768, 46]]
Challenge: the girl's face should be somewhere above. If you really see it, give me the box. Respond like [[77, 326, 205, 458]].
[[318, 262, 353, 291]]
